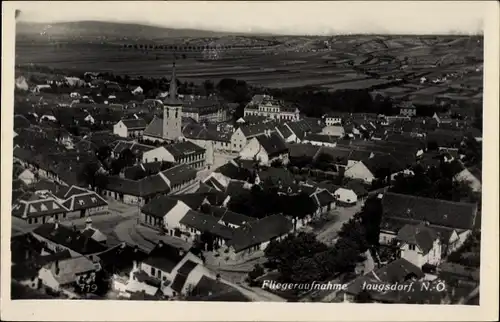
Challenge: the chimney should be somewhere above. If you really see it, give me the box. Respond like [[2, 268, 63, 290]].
[[85, 217, 93, 230]]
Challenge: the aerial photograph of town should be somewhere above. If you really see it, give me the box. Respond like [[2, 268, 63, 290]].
[[9, 5, 483, 305]]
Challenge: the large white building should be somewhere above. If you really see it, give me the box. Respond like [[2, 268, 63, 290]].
[[244, 94, 300, 121]]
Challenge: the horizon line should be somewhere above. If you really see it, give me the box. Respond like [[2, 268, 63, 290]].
[[16, 19, 485, 37]]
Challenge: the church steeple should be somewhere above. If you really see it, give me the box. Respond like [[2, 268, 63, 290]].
[[164, 62, 183, 106]]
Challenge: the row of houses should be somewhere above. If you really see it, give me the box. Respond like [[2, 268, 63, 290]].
[[12, 184, 108, 226], [12, 227, 249, 301]]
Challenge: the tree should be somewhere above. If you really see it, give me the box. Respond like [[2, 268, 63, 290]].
[[96, 146, 111, 163], [247, 264, 265, 286], [264, 232, 327, 280], [354, 289, 373, 303], [78, 162, 101, 189], [356, 197, 383, 247], [120, 148, 137, 167]]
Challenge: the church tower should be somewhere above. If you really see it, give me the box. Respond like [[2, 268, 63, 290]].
[[162, 62, 183, 142]]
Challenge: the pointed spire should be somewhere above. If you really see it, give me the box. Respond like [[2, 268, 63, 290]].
[[164, 61, 183, 106], [169, 62, 177, 98]]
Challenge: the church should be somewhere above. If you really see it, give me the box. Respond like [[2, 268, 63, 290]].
[[142, 63, 184, 143]]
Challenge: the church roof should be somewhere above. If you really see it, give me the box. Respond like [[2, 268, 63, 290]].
[[163, 62, 183, 106]]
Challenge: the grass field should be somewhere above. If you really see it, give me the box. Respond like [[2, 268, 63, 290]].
[[15, 27, 484, 91]]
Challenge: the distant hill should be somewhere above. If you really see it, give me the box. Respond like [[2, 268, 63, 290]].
[[15, 20, 252, 40]]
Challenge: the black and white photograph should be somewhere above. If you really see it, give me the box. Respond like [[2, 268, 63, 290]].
[[1, 1, 498, 321]]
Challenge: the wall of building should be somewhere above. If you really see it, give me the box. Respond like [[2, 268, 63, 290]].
[[142, 147, 175, 163], [113, 122, 128, 138], [379, 231, 397, 245], [344, 162, 375, 184], [230, 128, 247, 152]]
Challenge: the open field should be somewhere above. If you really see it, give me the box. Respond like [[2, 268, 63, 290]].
[[15, 21, 483, 91]]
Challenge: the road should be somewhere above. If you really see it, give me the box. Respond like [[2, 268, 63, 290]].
[[315, 201, 364, 246]]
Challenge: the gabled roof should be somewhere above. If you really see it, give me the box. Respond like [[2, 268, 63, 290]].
[[62, 190, 108, 211], [240, 122, 276, 138], [143, 116, 164, 138], [362, 153, 405, 175], [382, 192, 477, 230], [11, 195, 69, 219], [179, 210, 235, 240], [170, 260, 198, 293], [141, 196, 179, 218], [143, 242, 185, 273], [48, 256, 97, 285], [312, 189, 336, 207], [255, 133, 288, 157], [276, 124, 293, 139], [214, 161, 252, 181], [227, 214, 293, 252], [397, 223, 439, 253], [287, 143, 321, 159], [209, 206, 257, 227], [98, 243, 148, 274], [345, 258, 425, 296], [164, 141, 205, 160], [120, 118, 147, 129], [33, 223, 108, 255]]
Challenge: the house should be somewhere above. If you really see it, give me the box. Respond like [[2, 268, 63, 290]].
[[399, 101, 417, 117], [112, 140, 155, 160], [101, 164, 197, 205], [140, 196, 191, 236], [11, 192, 69, 225], [212, 160, 253, 182], [230, 122, 277, 153], [178, 210, 235, 248], [113, 118, 148, 138], [221, 214, 293, 261], [138, 241, 188, 289], [344, 154, 409, 184], [333, 187, 358, 205], [341, 258, 429, 303], [379, 192, 478, 255], [321, 125, 345, 138], [132, 86, 144, 95], [81, 218, 107, 243], [311, 189, 336, 215], [32, 222, 108, 256], [182, 95, 232, 123], [38, 256, 99, 294], [324, 112, 348, 126], [396, 223, 442, 268], [302, 133, 338, 147], [239, 132, 289, 166], [243, 94, 299, 121], [59, 186, 109, 218], [142, 141, 206, 170], [207, 206, 256, 229]]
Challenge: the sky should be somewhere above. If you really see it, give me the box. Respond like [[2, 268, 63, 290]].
[[14, 1, 486, 35]]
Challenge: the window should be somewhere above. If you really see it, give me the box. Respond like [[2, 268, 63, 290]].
[[151, 267, 156, 276], [157, 270, 161, 278], [409, 244, 416, 251]]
